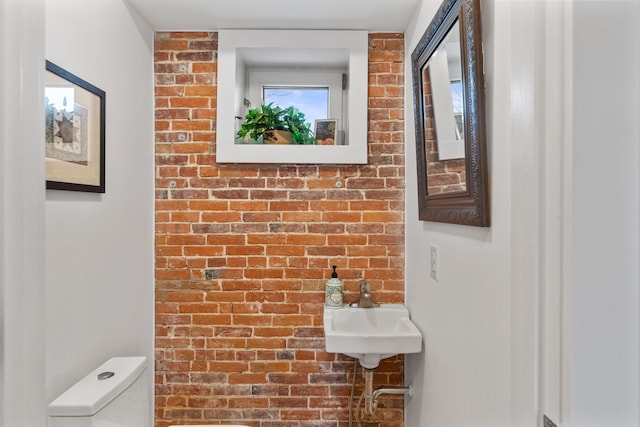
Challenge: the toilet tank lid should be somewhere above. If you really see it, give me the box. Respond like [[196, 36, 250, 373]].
[[48, 356, 147, 417]]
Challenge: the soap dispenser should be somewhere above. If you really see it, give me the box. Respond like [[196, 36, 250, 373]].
[[325, 265, 344, 309]]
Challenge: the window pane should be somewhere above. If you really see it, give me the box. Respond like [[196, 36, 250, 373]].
[[263, 87, 329, 127], [450, 80, 464, 140]]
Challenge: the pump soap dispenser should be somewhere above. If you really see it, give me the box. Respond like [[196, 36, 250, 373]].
[[325, 266, 344, 309]]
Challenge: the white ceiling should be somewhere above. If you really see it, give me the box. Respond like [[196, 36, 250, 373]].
[[125, 0, 421, 32]]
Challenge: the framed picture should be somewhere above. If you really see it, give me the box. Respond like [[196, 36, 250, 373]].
[[45, 60, 106, 193], [315, 119, 337, 145]]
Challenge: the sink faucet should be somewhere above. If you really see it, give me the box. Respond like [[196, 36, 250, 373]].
[[350, 280, 380, 308]]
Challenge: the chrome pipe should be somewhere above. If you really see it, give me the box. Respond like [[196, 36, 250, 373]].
[[362, 368, 375, 416], [371, 386, 412, 414], [362, 366, 413, 416]]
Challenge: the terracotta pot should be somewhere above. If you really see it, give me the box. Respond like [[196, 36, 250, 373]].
[[263, 129, 292, 144]]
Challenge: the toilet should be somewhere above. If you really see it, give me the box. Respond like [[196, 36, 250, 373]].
[[48, 356, 150, 427]]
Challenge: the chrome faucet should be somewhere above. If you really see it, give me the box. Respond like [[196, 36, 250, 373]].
[[350, 280, 379, 308]]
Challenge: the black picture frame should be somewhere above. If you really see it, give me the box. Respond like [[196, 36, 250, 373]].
[[45, 60, 106, 193]]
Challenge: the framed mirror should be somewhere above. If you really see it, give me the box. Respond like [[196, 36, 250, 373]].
[[411, 0, 489, 226]]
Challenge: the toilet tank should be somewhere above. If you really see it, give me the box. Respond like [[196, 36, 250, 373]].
[[48, 356, 150, 427]]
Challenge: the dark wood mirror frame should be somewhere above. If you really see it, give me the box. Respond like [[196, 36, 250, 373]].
[[411, 0, 489, 226]]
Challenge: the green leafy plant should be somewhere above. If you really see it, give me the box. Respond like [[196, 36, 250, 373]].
[[237, 101, 315, 144]]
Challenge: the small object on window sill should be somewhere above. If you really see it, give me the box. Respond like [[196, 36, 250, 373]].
[[264, 129, 292, 144]]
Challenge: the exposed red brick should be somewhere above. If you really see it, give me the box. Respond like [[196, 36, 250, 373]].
[[155, 31, 406, 426]]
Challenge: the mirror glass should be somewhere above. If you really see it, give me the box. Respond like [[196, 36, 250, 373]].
[[420, 20, 467, 195], [411, 0, 489, 226]]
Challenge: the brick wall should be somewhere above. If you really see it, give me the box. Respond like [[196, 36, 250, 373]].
[[154, 31, 405, 427]]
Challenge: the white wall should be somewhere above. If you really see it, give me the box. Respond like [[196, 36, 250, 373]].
[[404, 0, 640, 426], [404, 1, 517, 424], [0, 0, 46, 425], [44, 0, 155, 410], [570, 1, 639, 426]]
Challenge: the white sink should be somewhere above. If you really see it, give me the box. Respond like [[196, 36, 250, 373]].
[[323, 304, 422, 369]]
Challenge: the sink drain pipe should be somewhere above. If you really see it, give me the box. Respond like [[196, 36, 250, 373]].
[[362, 367, 413, 417]]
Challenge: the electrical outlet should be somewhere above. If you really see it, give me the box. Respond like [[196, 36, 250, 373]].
[[430, 245, 438, 281]]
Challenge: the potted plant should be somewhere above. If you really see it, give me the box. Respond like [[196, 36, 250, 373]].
[[236, 101, 315, 144]]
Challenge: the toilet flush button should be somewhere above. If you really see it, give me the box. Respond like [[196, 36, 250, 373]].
[[97, 371, 115, 380]]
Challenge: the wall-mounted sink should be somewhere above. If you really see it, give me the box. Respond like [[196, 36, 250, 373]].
[[323, 304, 422, 369]]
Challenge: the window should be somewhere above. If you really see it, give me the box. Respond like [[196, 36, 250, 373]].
[[216, 29, 368, 164], [248, 70, 346, 145], [263, 87, 329, 128]]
